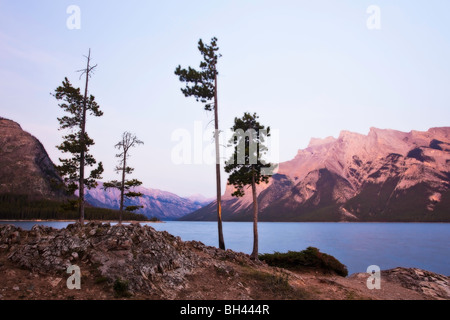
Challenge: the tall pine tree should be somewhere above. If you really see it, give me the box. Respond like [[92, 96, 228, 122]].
[[104, 132, 144, 224], [175, 37, 225, 250], [53, 50, 103, 224], [225, 112, 272, 260]]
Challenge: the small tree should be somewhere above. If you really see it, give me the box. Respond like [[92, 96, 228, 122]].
[[175, 37, 225, 250], [104, 132, 144, 224], [53, 49, 104, 224], [225, 112, 272, 260]]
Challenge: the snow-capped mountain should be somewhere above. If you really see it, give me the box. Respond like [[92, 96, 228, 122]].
[[182, 127, 450, 222], [186, 194, 215, 206], [84, 182, 210, 220]]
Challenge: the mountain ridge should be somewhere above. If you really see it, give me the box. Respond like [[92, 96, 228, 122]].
[[182, 126, 450, 222], [0, 117, 210, 220], [83, 182, 211, 220], [0, 117, 65, 199]]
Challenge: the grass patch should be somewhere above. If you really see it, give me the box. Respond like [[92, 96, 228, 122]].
[[94, 276, 109, 285], [259, 247, 348, 277], [345, 291, 357, 300], [113, 278, 132, 298], [243, 268, 310, 300], [345, 290, 371, 300]]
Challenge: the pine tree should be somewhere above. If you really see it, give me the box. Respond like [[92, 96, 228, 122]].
[[225, 112, 273, 260], [53, 50, 103, 224], [103, 132, 144, 224], [175, 37, 226, 250]]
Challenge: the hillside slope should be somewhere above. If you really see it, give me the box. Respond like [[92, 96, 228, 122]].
[[0, 117, 64, 199]]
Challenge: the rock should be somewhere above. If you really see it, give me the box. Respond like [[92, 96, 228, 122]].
[[1, 223, 211, 294], [0, 222, 292, 299], [10, 231, 20, 244], [5, 270, 16, 277], [215, 264, 236, 277], [382, 267, 450, 300], [48, 277, 62, 288], [12, 286, 19, 291], [0, 225, 22, 245]]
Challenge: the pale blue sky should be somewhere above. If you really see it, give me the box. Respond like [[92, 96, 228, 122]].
[[1, 1, 449, 197]]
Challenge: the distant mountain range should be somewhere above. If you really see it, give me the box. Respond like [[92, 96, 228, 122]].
[[182, 127, 450, 222], [0, 117, 212, 220], [83, 183, 212, 220], [2, 117, 449, 222]]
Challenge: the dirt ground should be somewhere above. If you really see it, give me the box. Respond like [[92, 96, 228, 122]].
[[0, 251, 437, 301]]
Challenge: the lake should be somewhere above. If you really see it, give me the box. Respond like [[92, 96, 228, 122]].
[[1, 221, 449, 276]]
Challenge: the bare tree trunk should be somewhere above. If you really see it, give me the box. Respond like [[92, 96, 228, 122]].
[[79, 49, 91, 225], [250, 168, 259, 260], [214, 72, 225, 250], [119, 149, 127, 225]]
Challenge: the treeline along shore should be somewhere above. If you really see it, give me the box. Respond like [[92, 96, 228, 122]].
[[0, 194, 153, 222]]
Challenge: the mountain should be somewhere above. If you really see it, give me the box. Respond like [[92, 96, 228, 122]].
[[0, 117, 209, 220], [83, 182, 209, 220], [186, 194, 215, 206], [182, 127, 450, 222], [0, 117, 65, 199]]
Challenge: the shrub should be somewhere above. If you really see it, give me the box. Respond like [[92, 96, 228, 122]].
[[259, 247, 348, 277], [94, 276, 109, 284], [113, 278, 131, 298]]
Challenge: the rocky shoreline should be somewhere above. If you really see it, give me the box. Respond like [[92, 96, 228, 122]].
[[0, 222, 448, 300]]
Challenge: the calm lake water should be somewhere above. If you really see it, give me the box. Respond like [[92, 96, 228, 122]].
[[1, 221, 449, 276]]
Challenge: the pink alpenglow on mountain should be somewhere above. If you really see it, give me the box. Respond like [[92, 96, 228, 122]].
[[183, 127, 450, 222]]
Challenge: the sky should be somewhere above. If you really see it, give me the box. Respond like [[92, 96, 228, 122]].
[[0, 0, 449, 198]]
